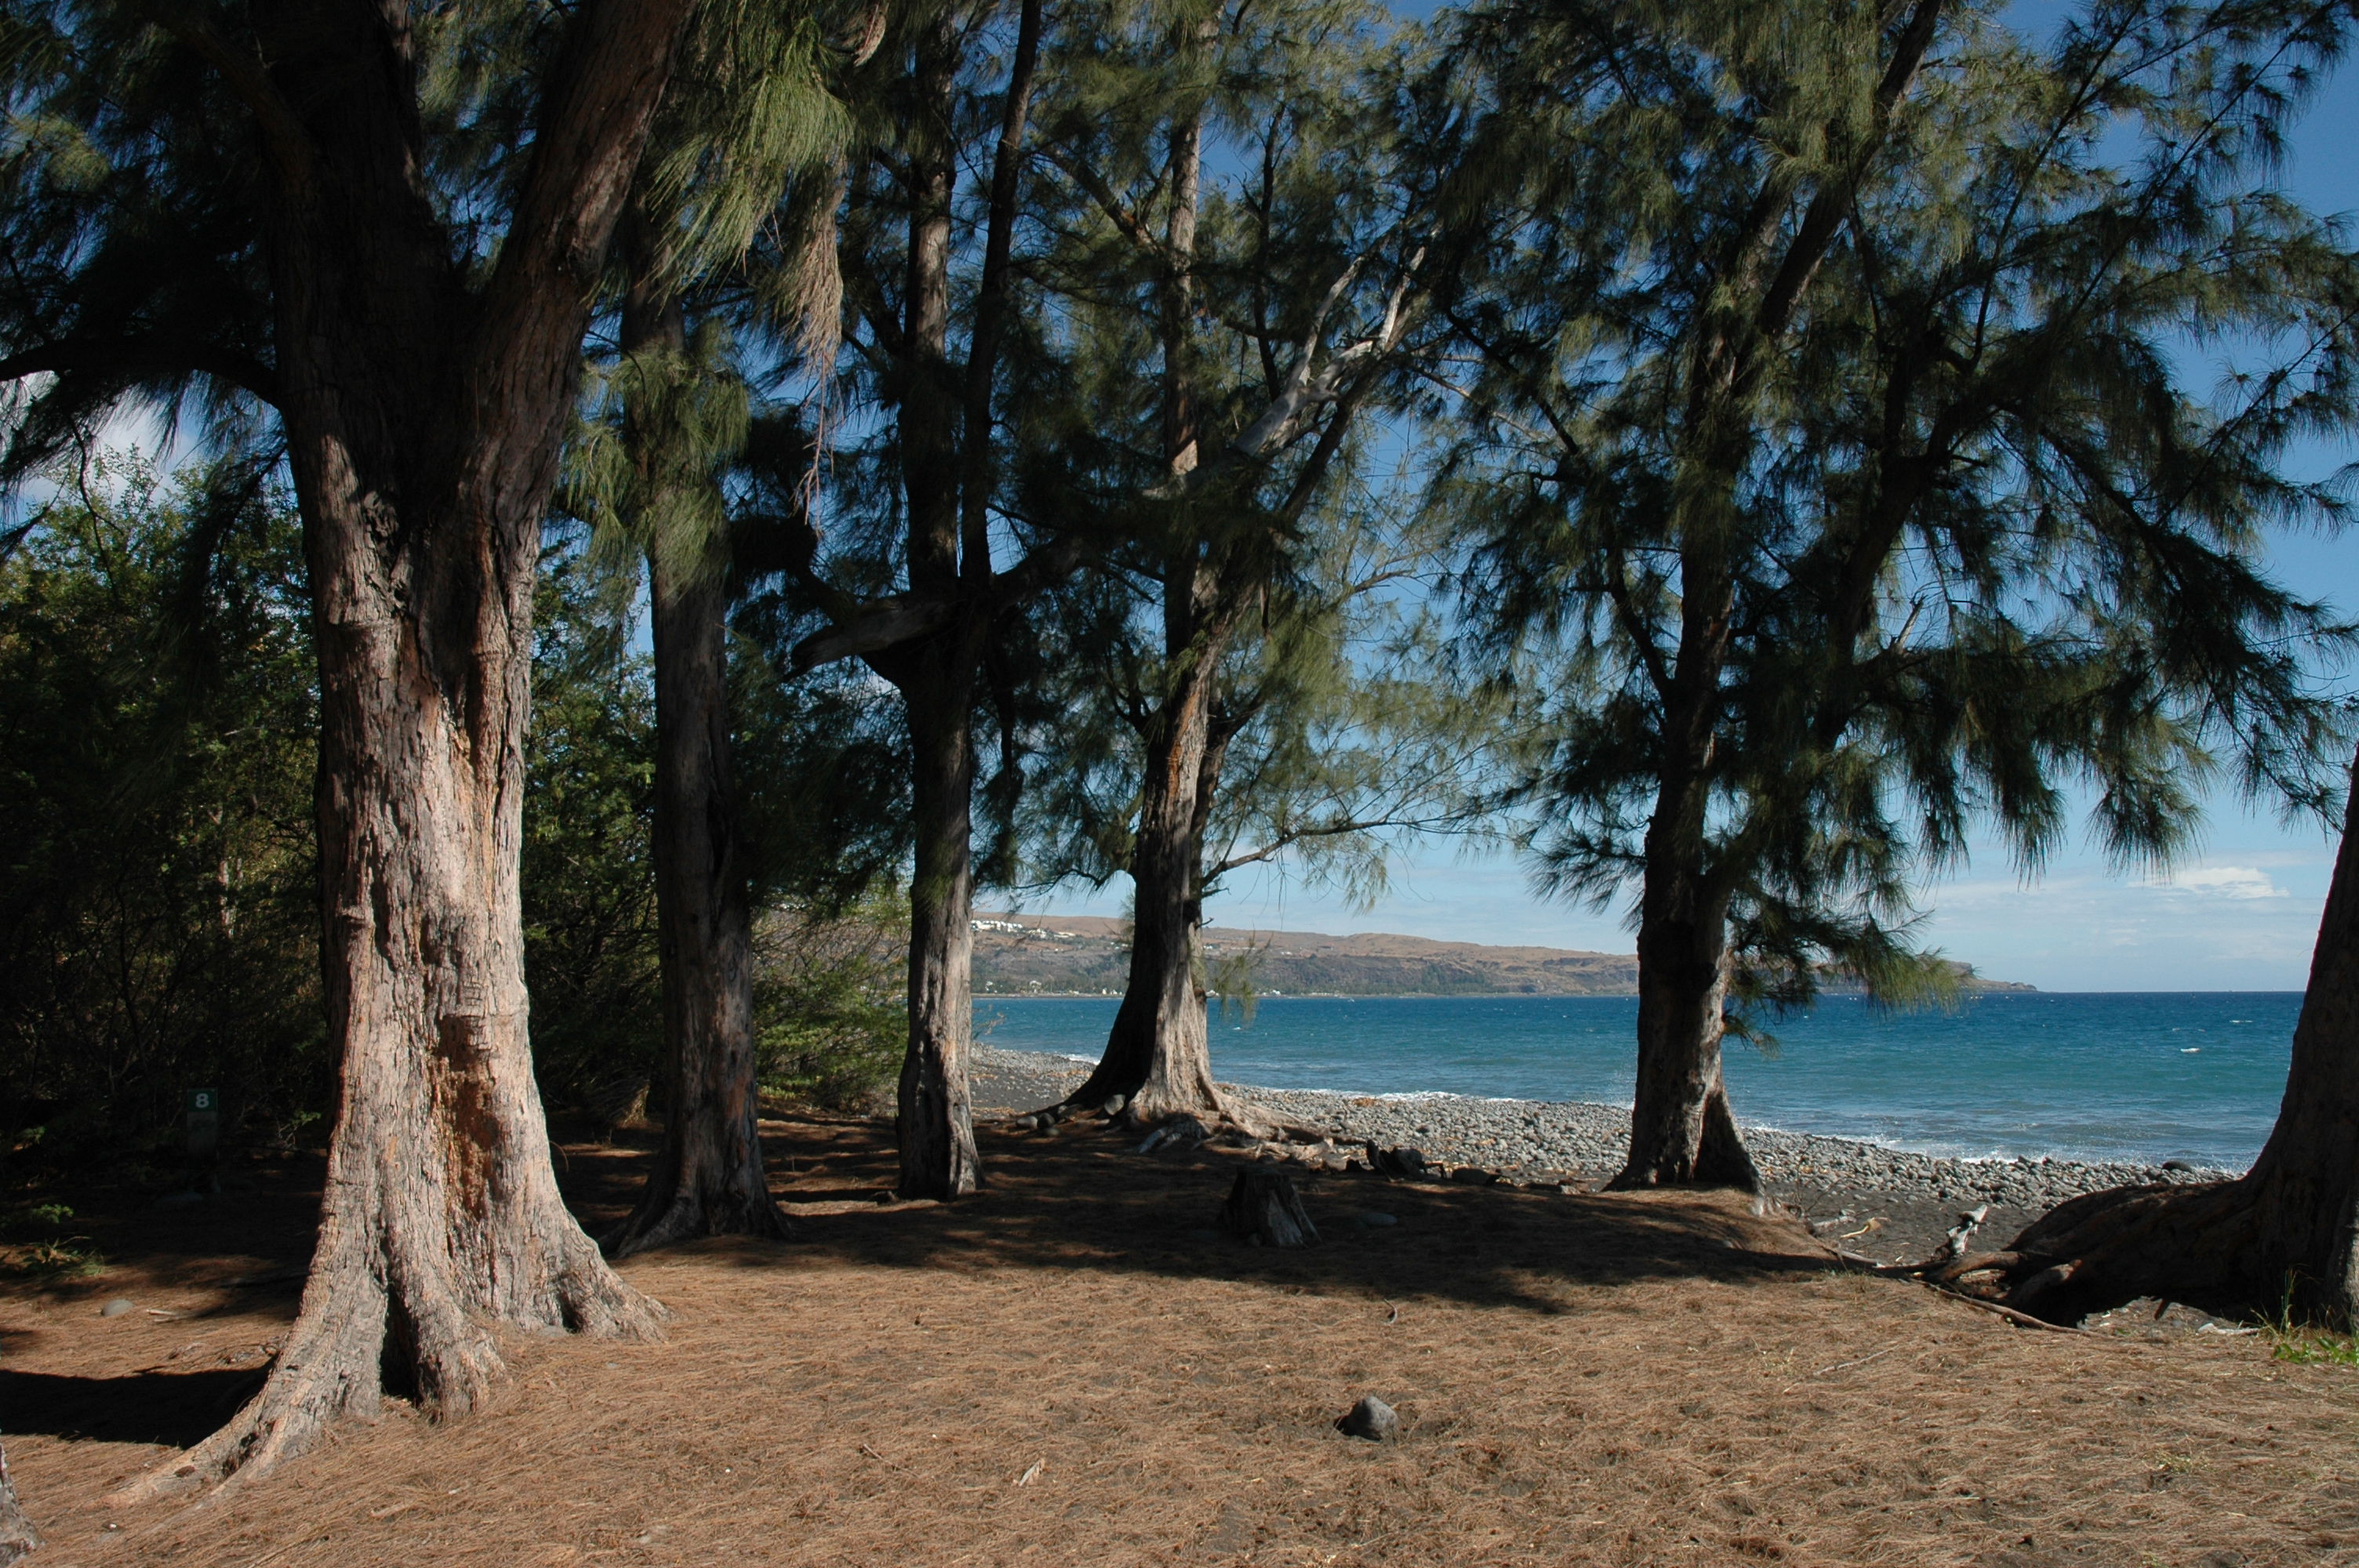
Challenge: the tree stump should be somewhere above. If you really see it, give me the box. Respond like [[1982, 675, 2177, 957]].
[[1221, 1169, 1318, 1247]]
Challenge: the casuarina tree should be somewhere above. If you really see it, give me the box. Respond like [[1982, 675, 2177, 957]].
[[989, 0, 1440, 1131], [1430, 0, 2359, 1194], [567, 2, 865, 1257], [772, 0, 1418, 1189], [2, 0, 731, 1489]]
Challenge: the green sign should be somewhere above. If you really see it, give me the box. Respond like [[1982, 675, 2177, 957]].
[[186, 1087, 220, 1158]]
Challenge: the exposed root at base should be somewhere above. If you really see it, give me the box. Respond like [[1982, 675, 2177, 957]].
[[604, 1192, 794, 1260], [107, 1249, 667, 1507], [1016, 1095, 1343, 1158]]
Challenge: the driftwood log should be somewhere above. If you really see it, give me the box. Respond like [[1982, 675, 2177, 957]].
[[1220, 1169, 1318, 1247]]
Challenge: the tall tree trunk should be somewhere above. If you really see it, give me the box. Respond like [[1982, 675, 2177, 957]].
[[1612, 603, 1761, 1195], [1056, 75, 1241, 1130], [141, 413, 667, 1494], [1064, 631, 1237, 1125], [608, 506, 784, 1254], [116, 0, 689, 1497], [877, 13, 983, 1201], [603, 277, 784, 1258], [1932, 742, 2359, 1326], [1616, 868, 1761, 1193], [1602, 0, 1949, 1201], [0, 1437, 35, 1565], [900, 638, 982, 1197]]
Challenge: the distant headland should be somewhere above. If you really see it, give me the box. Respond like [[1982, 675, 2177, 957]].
[[970, 913, 2033, 999]]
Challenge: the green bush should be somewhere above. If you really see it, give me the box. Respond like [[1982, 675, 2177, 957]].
[[755, 893, 906, 1113], [0, 456, 324, 1159]]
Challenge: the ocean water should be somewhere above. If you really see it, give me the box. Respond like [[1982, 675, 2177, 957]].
[[972, 991, 2302, 1170]]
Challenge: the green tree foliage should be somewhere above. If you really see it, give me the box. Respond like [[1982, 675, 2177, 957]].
[[754, 891, 907, 1112], [522, 528, 911, 1119], [521, 543, 663, 1117], [0, 456, 319, 1154], [1026, 499, 1487, 919]]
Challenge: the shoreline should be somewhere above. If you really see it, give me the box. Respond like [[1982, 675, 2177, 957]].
[[970, 1043, 2241, 1265]]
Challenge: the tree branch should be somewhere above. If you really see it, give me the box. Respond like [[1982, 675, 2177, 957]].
[[136, 0, 318, 192], [959, 0, 1045, 585], [0, 335, 280, 408], [472, 0, 701, 424], [1152, 243, 1424, 502], [1039, 144, 1163, 257]]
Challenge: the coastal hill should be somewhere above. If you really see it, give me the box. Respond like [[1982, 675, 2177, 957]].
[[971, 913, 2030, 997]]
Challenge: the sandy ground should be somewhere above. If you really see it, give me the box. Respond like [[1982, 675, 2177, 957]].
[[5, 1115, 2356, 1567]]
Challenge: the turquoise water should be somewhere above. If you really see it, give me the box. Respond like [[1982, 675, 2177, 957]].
[[972, 992, 2301, 1169]]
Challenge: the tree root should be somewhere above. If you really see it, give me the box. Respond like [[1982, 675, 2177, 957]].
[[1022, 1093, 1336, 1156], [604, 1183, 791, 1260], [1903, 1175, 2343, 1329], [110, 1219, 663, 1505], [1917, 1282, 2097, 1336]]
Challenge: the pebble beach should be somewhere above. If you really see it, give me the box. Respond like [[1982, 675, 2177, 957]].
[[971, 1043, 2241, 1265]]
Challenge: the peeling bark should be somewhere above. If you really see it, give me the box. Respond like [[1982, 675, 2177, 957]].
[[0, 1437, 35, 1565], [114, 0, 689, 1497]]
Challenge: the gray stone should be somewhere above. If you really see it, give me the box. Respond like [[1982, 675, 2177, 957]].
[[1354, 1211, 1398, 1228], [98, 1298, 135, 1318], [1336, 1394, 1400, 1442], [1103, 1094, 1127, 1116]]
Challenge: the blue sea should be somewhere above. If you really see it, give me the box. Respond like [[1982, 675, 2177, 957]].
[[972, 992, 2300, 1171]]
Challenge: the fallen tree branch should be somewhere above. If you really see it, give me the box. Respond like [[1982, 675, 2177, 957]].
[[1919, 1281, 2096, 1336]]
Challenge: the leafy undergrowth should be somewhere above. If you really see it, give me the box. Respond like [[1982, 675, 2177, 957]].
[[0, 1201, 103, 1279], [7, 1119, 2359, 1567], [2274, 1334, 2359, 1367]]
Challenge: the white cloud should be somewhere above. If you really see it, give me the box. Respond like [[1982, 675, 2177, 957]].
[[2146, 865, 2289, 901]]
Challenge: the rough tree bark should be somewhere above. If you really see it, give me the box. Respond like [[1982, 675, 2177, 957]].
[[115, 0, 690, 1496], [1930, 743, 2359, 1326], [0, 1437, 35, 1564], [604, 283, 786, 1257], [897, 645, 984, 1197], [1063, 626, 1239, 1125], [1049, 70, 1250, 1131], [1612, 608, 1761, 1196]]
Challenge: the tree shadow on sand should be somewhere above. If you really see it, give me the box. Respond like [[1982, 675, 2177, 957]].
[[1, 1367, 264, 1447], [558, 1116, 1840, 1318]]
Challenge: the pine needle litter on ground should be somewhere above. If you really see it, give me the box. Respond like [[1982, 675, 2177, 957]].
[[5, 1113, 2356, 1566]]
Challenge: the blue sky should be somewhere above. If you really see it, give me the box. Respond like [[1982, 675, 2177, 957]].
[[1012, 5, 2359, 993]]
